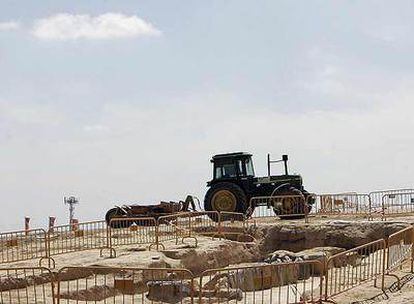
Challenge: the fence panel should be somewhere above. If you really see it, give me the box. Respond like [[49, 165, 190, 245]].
[[325, 239, 386, 299], [108, 217, 157, 248], [381, 192, 414, 216], [48, 221, 108, 256], [157, 213, 192, 245], [387, 226, 414, 272], [188, 211, 220, 237], [199, 260, 323, 303], [0, 267, 55, 304], [56, 266, 194, 304], [218, 212, 255, 240], [0, 229, 48, 264], [249, 195, 309, 220], [313, 193, 370, 215], [369, 189, 414, 209]]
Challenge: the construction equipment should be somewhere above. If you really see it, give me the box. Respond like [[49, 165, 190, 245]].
[[105, 152, 313, 227], [204, 152, 314, 219], [105, 196, 198, 227]]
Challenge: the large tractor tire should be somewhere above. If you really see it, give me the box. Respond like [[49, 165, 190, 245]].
[[271, 187, 310, 219], [204, 182, 248, 221]]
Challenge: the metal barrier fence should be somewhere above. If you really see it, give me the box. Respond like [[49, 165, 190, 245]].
[[387, 226, 414, 273], [198, 260, 323, 303], [0, 267, 55, 304], [108, 217, 158, 249], [187, 211, 220, 238], [55, 266, 194, 304], [0, 229, 48, 264], [369, 189, 414, 209], [0, 225, 413, 303], [249, 195, 310, 221], [381, 192, 414, 217], [157, 212, 194, 246], [48, 220, 108, 256], [3, 188, 414, 266], [325, 239, 386, 299], [313, 193, 371, 216]]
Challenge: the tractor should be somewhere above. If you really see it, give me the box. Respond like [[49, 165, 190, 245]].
[[204, 152, 314, 219], [104, 152, 314, 227]]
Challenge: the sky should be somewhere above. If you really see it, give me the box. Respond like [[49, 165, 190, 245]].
[[1, 0, 414, 230]]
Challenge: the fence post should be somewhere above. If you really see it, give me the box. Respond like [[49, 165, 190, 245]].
[[218, 212, 222, 239], [46, 229, 52, 268], [188, 213, 192, 237], [382, 195, 387, 221], [382, 238, 387, 291], [106, 221, 112, 250], [155, 221, 160, 251], [411, 226, 414, 273], [324, 259, 329, 300]]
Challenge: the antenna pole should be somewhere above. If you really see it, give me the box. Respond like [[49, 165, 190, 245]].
[[64, 196, 79, 224]]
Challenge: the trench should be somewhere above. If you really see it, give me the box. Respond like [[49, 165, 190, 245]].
[[2, 219, 410, 302], [160, 219, 411, 275]]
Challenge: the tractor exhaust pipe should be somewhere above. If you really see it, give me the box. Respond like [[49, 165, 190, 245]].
[[267, 154, 289, 176], [282, 154, 289, 175]]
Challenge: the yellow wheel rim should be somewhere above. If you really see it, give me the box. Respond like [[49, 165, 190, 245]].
[[282, 197, 296, 214], [212, 190, 237, 212]]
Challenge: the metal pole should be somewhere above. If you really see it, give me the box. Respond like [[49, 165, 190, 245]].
[[267, 154, 271, 177], [283, 155, 289, 175]]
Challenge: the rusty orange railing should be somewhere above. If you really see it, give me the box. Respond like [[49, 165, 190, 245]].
[[0, 267, 55, 304], [47, 220, 108, 256], [55, 266, 194, 304], [324, 239, 386, 299], [199, 260, 324, 303], [0, 228, 48, 264]]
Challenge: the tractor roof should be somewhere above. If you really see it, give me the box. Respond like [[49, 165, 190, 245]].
[[211, 152, 252, 161]]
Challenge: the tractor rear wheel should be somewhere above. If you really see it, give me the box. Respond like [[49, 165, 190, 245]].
[[204, 182, 247, 221], [271, 188, 309, 219]]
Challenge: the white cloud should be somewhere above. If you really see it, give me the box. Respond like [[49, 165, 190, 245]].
[[31, 13, 161, 41], [0, 21, 20, 31]]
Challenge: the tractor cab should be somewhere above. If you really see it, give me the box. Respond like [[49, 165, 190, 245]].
[[210, 152, 255, 182], [204, 152, 314, 218]]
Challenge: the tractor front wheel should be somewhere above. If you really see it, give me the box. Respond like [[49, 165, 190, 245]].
[[204, 182, 247, 221]]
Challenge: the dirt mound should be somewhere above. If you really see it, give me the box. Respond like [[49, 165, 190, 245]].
[[255, 220, 408, 253], [162, 240, 262, 275]]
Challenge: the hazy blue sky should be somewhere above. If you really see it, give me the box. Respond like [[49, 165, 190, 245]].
[[1, 1, 414, 230]]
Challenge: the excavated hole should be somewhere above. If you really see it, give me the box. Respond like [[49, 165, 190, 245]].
[[158, 220, 411, 276], [5, 220, 411, 302]]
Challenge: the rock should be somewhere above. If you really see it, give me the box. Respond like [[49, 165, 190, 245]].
[[210, 262, 300, 291], [146, 280, 193, 303], [143, 256, 170, 281], [258, 221, 410, 253], [127, 247, 146, 252], [59, 285, 117, 301], [176, 242, 262, 275], [295, 246, 345, 275], [264, 250, 296, 263], [0, 277, 29, 292]]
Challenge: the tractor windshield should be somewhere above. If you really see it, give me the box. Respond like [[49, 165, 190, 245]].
[[245, 158, 255, 176]]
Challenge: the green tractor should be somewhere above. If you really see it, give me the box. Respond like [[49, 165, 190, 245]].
[[204, 152, 314, 219]]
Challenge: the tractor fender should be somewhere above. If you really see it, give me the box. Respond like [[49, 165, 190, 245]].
[[270, 183, 298, 197]]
